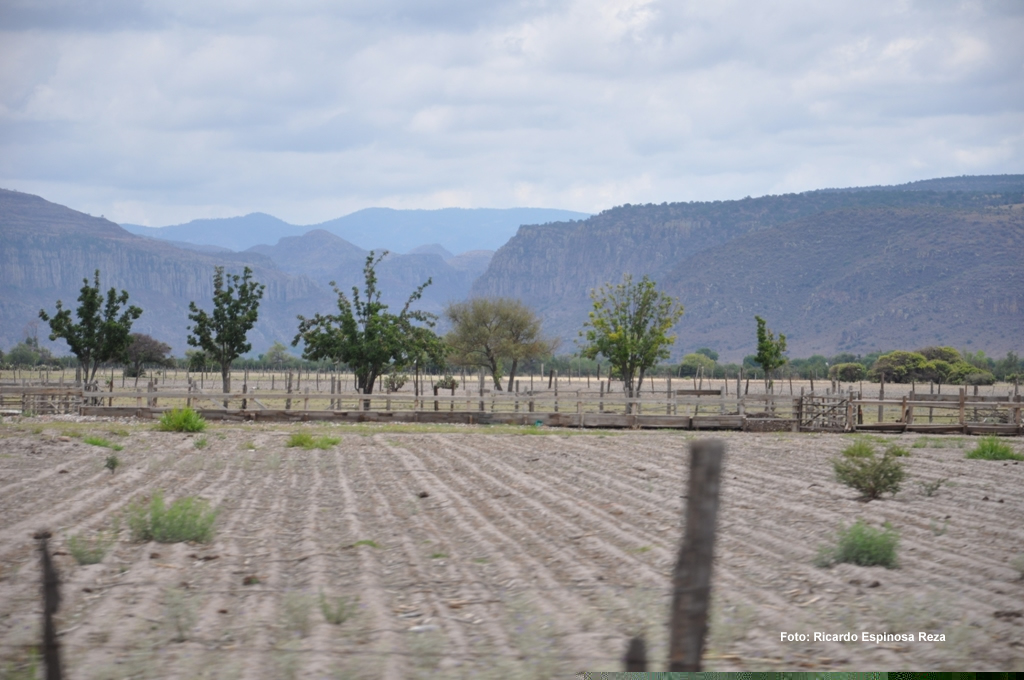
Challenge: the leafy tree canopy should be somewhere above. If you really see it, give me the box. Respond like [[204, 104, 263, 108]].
[[187, 266, 265, 393], [293, 252, 445, 398], [578, 274, 684, 411], [39, 270, 142, 383], [694, 347, 719, 361], [125, 333, 173, 383], [444, 297, 554, 391]]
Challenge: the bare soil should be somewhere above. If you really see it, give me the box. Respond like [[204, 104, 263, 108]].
[[0, 417, 1021, 677]]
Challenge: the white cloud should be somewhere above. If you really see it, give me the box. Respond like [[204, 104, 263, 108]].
[[0, 0, 1021, 226]]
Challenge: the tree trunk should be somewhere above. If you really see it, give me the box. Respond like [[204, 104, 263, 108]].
[[506, 358, 519, 393]]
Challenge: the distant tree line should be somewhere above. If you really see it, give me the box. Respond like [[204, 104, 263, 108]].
[[14, 265, 1022, 395]]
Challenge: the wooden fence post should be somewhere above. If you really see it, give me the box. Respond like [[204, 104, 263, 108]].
[[34, 530, 63, 680], [623, 635, 647, 671], [668, 439, 725, 672], [877, 374, 885, 425]]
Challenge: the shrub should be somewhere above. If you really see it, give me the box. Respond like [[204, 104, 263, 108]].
[[320, 591, 359, 625], [829, 362, 866, 382], [128, 490, 217, 543], [966, 436, 1023, 461], [104, 454, 120, 474], [963, 372, 996, 386], [157, 408, 207, 433], [383, 372, 408, 392], [833, 441, 906, 499], [434, 375, 459, 390], [67, 532, 111, 565], [816, 519, 899, 569], [286, 433, 340, 450]]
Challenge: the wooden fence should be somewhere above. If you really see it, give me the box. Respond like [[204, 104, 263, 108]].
[[3, 382, 1021, 434]]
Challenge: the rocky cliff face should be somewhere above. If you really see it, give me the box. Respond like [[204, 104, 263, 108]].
[[472, 180, 1024, 359], [1, 189, 331, 354]]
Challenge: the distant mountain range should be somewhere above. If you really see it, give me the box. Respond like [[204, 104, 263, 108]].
[[3, 175, 1022, 361], [121, 207, 591, 254]]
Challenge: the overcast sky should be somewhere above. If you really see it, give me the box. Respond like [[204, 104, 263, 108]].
[[1, 0, 1022, 226]]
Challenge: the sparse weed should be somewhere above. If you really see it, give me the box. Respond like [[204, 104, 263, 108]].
[[108, 428, 130, 437], [286, 433, 340, 450], [104, 454, 121, 474], [319, 590, 359, 625], [1010, 554, 1024, 580], [929, 518, 949, 536], [194, 436, 208, 450], [165, 587, 198, 642], [816, 518, 899, 569], [917, 478, 946, 497], [157, 407, 207, 433], [281, 591, 316, 638], [239, 440, 256, 451], [0, 647, 40, 680], [84, 435, 124, 451], [127, 490, 217, 543], [966, 436, 1023, 461], [832, 441, 906, 499], [352, 539, 380, 548], [430, 552, 447, 559], [66, 532, 111, 565], [912, 436, 964, 449]]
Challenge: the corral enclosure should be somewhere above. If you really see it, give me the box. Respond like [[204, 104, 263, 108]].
[[1, 417, 1022, 677]]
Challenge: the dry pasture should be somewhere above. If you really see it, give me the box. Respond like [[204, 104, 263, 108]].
[[0, 417, 1022, 677]]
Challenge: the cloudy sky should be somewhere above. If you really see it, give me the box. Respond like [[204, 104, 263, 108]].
[[1, 0, 1022, 226]]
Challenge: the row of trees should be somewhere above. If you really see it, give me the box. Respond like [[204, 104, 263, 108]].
[[31, 261, 1019, 402]]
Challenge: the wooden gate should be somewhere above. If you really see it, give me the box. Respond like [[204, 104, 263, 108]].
[[799, 394, 850, 431]]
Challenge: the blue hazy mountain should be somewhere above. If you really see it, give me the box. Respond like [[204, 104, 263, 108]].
[[121, 207, 590, 254]]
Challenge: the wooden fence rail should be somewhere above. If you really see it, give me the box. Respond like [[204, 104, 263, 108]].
[[3, 385, 1021, 434]]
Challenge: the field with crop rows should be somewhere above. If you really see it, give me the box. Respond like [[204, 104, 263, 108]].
[[0, 417, 1022, 677]]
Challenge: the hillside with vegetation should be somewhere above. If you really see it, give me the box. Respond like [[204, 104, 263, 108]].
[[471, 176, 1024, 359], [0, 188, 332, 354]]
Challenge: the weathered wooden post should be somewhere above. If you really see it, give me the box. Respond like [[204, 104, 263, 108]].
[[668, 439, 725, 672], [35, 530, 63, 680], [959, 387, 966, 431], [599, 381, 605, 413], [478, 369, 485, 412], [877, 374, 885, 425], [623, 635, 647, 671]]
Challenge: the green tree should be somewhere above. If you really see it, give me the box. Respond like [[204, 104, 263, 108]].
[[694, 347, 719, 361], [578, 274, 684, 412], [829, 362, 866, 382], [679, 352, 716, 377], [39, 270, 142, 383], [293, 252, 445, 404], [184, 349, 209, 372], [187, 266, 265, 393], [444, 298, 554, 391], [262, 341, 296, 369], [753, 315, 787, 392], [6, 342, 40, 366], [124, 333, 173, 385]]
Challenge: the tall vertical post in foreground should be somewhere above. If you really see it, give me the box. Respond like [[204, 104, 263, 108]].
[[668, 439, 725, 671], [35, 530, 63, 680]]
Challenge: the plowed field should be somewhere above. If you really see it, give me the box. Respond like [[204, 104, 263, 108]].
[[1, 418, 1022, 677]]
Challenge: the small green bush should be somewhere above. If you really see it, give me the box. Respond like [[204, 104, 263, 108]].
[[67, 532, 111, 565], [383, 372, 407, 392], [194, 436, 208, 450], [157, 408, 207, 433], [816, 519, 899, 569], [966, 436, 1023, 461], [104, 454, 120, 474], [833, 441, 906, 499], [434, 375, 460, 390], [286, 433, 340, 450], [128, 490, 217, 543], [84, 435, 124, 451]]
